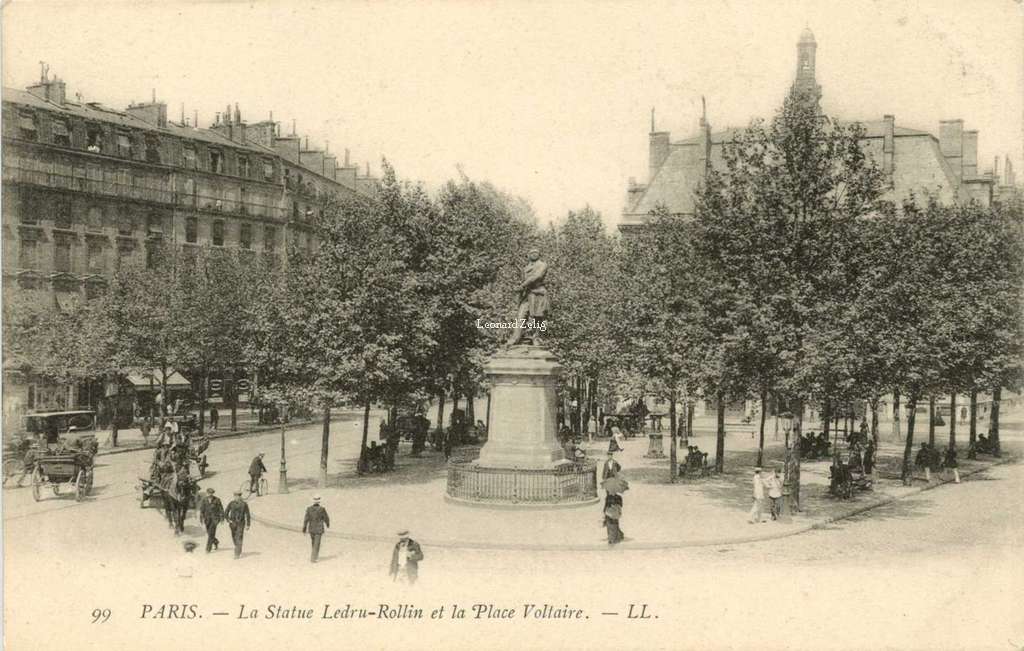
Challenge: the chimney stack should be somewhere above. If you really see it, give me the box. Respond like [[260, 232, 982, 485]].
[[939, 119, 964, 184]]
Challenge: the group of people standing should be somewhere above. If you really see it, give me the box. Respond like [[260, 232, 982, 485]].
[[749, 467, 784, 523]]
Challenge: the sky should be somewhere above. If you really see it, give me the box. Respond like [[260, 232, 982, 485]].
[[3, 0, 1022, 229]]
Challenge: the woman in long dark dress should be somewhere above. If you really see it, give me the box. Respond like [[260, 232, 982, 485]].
[[603, 493, 624, 544]]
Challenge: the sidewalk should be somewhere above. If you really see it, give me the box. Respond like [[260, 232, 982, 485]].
[[93, 408, 370, 457], [248, 431, 1017, 551]]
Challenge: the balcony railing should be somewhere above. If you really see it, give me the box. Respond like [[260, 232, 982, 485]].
[[446, 461, 598, 505], [3, 165, 286, 220]]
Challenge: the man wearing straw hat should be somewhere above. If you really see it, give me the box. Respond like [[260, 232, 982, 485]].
[[389, 530, 424, 584]]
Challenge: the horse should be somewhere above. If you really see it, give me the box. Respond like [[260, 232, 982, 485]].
[[161, 470, 200, 535]]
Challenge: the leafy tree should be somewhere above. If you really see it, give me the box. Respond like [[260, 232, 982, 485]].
[[692, 87, 889, 506]]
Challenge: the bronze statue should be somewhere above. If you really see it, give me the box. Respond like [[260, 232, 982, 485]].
[[507, 248, 549, 346]]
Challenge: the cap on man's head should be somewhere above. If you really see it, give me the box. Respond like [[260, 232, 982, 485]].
[[754, 467, 762, 473], [397, 529, 409, 537], [233, 490, 242, 495], [207, 488, 215, 494], [313, 495, 321, 502]]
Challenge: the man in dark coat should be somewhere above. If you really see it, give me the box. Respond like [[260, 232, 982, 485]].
[[225, 490, 251, 559], [302, 495, 330, 563], [210, 407, 219, 431], [601, 452, 621, 481], [389, 530, 424, 584], [248, 453, 267, 494], [199, 488, 224, 553]]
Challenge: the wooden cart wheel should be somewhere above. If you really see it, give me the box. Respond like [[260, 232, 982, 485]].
[[31, 467, 43, 502], [75, 470, 85, 502], [2, 458, 20, 485]]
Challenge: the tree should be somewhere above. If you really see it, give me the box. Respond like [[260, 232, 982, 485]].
[[692, 86, 889, 506], [545, 207, 622, 442]]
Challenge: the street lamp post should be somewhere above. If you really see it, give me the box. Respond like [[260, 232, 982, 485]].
[[779, 411, 794, 520], [278, 403, 289, 494]]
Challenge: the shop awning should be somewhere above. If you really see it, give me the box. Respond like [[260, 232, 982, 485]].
[[126, 370, 192, 390]]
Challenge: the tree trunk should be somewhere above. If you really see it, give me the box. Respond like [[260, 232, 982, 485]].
[[901, 394, 919, 484], [110, 399, 119, 448], [198, 370, 208, 436], [319, 404, 330, 488], [485, 390, 492, 433], [969, 389, 978, 445], [465, 384, 476, 428], [822, 400, 831, 441], [948, 392, 956, 451], [927, 395, 936, 446], [360, 401, 371, 458], [756, 387, 768, 467], [990, 385, 1002, 457], [669, 388, 678, 483], [435, 390, 446, 438], [230, 368, 238, 431], [892, 389, 901, 441], [160, 364, 169, 417], [715, 392, 726, 473], [686, 400, 694, 441], [870, 396, 879, 446]]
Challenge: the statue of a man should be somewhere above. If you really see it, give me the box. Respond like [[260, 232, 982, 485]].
[[507, 248, 549, 346]]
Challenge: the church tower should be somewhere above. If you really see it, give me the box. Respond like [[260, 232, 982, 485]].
[[792, 28, 822, 105]]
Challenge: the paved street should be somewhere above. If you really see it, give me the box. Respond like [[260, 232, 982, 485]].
[[3, 415, 1022, 650]]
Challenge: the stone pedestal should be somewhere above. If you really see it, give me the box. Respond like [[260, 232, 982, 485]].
[[644, 433, 666, 458], [476, 346, 568, 469]]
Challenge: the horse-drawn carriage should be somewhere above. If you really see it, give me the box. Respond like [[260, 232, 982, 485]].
[[30, 442, 95, 502], [4, 411, 99, 486], [138, 468, 201, 534]]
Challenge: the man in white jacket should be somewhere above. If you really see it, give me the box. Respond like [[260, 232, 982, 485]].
[[749, 468, 766, 524]]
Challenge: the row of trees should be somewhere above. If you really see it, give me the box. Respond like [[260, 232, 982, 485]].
[[7, 88, 1021, 502]]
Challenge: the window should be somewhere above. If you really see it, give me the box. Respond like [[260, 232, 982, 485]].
[[185, 216, 198, 244], [116, 132, 132, 157], [18, 112, 37, 140], [86, 127, 103, 153], [86, 206, 103, 232], [19, 238, 38, 269], [209, 150, 223, 174], [263, 160, 274, 182], [117, 213, 134, 236], [52, 120, 71, 147], [239, 157, 251, 178], [146, 212, 163, 237], [53, 196, 73, 230], [20, 191, 39, 225], [87, 240, 106, 273], [264, 226, 277, 252], [54, 238, 72, 272], [240, 223, 252, 250], [212, 220, 224, 246], [145, 240, 162, 270], [145, 135, 162, 164], [183, 146, 196, 169]]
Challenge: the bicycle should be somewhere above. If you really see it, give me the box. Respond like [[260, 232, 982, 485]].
[[240, 476, 269, 497]]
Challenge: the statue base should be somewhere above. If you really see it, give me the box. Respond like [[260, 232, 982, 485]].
[[445, 345, 597, 505], [475, 345, 566, 470]]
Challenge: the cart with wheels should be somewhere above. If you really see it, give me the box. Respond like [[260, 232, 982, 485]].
[[30, 451, 94, 502]]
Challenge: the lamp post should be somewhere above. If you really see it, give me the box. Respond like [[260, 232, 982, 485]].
[[779, 411, 794, 520], [278, 403, 289, 494]]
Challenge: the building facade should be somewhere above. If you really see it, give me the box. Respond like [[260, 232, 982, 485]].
[[622, 29, 1002, 229], [1, 70, 379, 425]]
